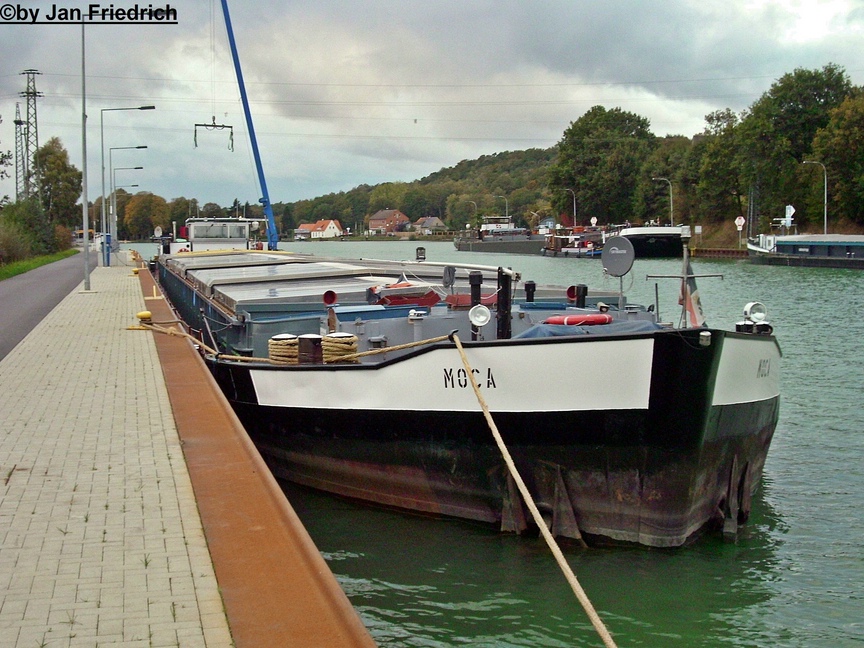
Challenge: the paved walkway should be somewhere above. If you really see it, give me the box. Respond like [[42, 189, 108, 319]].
[[0, 261, 234, 647]]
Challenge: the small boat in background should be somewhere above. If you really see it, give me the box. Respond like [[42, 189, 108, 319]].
[[615, 224, 684, 258], [748, 233, 864, 268], [153, 217, 264, 255], [454, 215, 546, 254], [541, 227, 604, 258]]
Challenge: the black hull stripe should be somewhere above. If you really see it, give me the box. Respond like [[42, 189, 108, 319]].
[[227, 398, 779, 547]]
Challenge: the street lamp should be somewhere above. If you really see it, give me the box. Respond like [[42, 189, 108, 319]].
[[493, 195, 509, 221], [111, 166, 143, 246], [565, 188, 576, 227], [100, 105, 154, 264], [467, 200, 478, 229], [803, 160, 828, 235], [109, 145, 146, 255], [652, 177, 673, 226]]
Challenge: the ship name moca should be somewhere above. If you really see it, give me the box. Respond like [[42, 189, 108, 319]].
[[443, 367, 497, 389]]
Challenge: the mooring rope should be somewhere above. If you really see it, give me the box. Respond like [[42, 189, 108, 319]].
[[451, 333, 618, 648], [325, 333, 453, 363], [132, 321, 261, 364], [132, 320, 453, 366]]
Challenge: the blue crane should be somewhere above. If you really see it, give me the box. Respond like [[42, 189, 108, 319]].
[[220, 0, 279, 250]]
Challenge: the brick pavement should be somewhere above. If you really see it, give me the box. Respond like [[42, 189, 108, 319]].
[[0, 260, 234, 647]]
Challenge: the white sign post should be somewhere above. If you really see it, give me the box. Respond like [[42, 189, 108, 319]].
[[735, 216, 745, 248]]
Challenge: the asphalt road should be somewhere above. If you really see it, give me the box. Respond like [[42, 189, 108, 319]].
[[0, 249, 98, 361]]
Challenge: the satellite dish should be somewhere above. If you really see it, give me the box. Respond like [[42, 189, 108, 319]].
[[442, 266, 456, 289], [251, 221, 260, 231], [601, 236, 635, 277], [154, 226, 163, 238], [468, 304, 492, 327]]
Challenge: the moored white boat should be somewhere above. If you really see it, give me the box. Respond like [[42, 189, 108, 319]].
[[615, 224, 684, 258], [748, 233, 864, 268]]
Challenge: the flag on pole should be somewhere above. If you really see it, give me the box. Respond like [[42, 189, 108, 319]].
[[679, 259, 706, 328]]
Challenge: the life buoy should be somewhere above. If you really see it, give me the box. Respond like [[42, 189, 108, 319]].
[[543, 313, 613, 326]]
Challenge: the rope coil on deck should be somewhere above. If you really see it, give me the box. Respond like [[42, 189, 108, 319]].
[[322, 333, 359, 363], [268, 334, 299, 365], [451, 333, 618, 648]]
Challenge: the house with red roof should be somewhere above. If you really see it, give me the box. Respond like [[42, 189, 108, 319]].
[[296, 219, 343, 240], [367, 209, 410, 235]]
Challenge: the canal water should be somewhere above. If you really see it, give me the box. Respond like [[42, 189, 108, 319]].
[[136, 240, 864, 646]]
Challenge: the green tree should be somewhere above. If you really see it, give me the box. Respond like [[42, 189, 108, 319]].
[[0, 197, 53, 257], [445, 193, 486, 231], [368, 182, 408, 214], [737, 64, 852, 228], [811, 92, 864, 226], [113, 189, 135, 240], [278, 203, 296, 234], [548, 106, 656, 225], [124, 193, 169, 239], [344, 186, 371, 231], [33, 137, 83, 228], [634, 135, 692, 224], [201, 202, 223, 218], [693, 110, 747, 223], [168, 196, 197, 226]]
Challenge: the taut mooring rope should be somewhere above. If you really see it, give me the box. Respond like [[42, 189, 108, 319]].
[[451, 333, 618, 648], [132, 321, 453, 365], [326, 333, 452, 363]]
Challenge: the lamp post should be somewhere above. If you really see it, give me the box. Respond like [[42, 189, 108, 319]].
[[109, 145, 146, 254], [652, 177, 673, 226], [467, 200, 478, 230], [111, 165, 143, 248], [565, 188, 576, 227], [803, 160, 828, 235], [81, 24, 90, 290], [494, 195, 509, 221], [100, 105, 154, 265]]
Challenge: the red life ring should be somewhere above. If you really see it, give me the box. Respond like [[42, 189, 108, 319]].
[[542, 314, 613, 326]]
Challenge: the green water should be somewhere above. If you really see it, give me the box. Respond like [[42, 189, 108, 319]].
[[134, 240, 864, 646]]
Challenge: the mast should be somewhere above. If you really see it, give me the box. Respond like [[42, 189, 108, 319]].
[[219, 0, 279, 250]]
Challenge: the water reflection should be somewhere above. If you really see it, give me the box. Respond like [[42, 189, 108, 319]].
[[284, 479, 787, 647]]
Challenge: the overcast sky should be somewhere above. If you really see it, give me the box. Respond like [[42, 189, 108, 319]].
[[1, 0, 862, 210]]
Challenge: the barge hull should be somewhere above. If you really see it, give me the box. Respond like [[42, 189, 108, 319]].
[[217, 395, 778, 547]]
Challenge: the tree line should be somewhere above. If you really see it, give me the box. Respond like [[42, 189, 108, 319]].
[[288, 63, 862, 235], [2, 63, 861, 262]]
